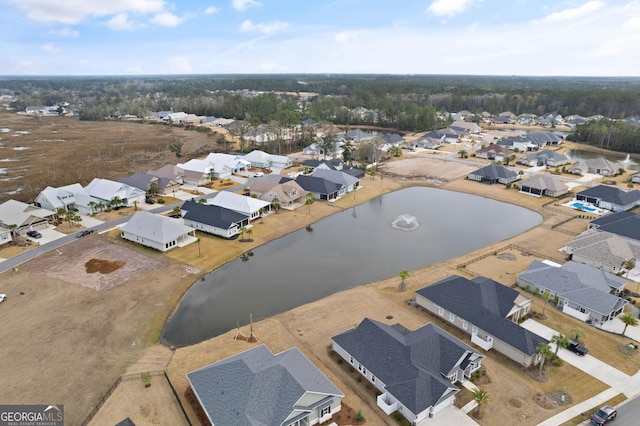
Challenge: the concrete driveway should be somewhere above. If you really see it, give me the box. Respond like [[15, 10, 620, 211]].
[[417, 405, 479, 426], [521, 319, 640, 398]]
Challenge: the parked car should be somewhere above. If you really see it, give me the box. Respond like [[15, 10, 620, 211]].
[[0, 294, 6, 302], [568, 339, 589, 356], [145, 198, 155, 204], [253, 172, 264, 177], [591, 405, 617, 425], [77, 229, 95, 238], [26, 230, 42, 239]]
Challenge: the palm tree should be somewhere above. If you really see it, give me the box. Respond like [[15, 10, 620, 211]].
[[569, 327, 586, 342], [271, 196, 280, 213], [621, 312, 638, 336], [111, 196, 122, 209], [458, 149, 468, 158], [88, 201, 97, 215], [536, 342, 553, 375], [97, 201, 105, 213], [551, 334, 569, 357], [64, 210, 76, 228], [239, 226, 247, 242], [398, 269, 409, 292], [172, 206, 181, 218], [306, 192, 314, 215], [149, 182, 159, 196], [196, 238, 201, 257], [541, 290, 551, 316], [56, 208, 67, 224], [625, 258, 636, 278], [472, 388, 488, 417]]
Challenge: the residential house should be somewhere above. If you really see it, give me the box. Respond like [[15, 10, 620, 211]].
[[83, 178, 147, 214], [187, 344, 343, 426], [177, 153, 251, 183], [450, 121, 481, 134], [565, 231, 640, 275], [575, 185, 640, 212], [492, 116, 511, 125], [568, 158, 620, 176], [311, 168, 360, 193], [496, 111, 517, 123], [518, 150, 569, 167], [525, 131, 563, 147], [296, 175, 345, 201], [588, 211, 640, 242], [518, 173, 569, 197], [0, 200, 56, 234], [162, 112, 187, 122], [118, 172, 180, 196], [498, 136, 537, 152], [181, 200, 249, 239], [0, 227, 11, 246], [209, 191, 270, 221], [243, 150, 293, 169], [517, 261, 628, 324], [467, 164, 518, 185], [148, 164, 184, 184], [415, 135, 442, 150], [331, 318, 484, 424], [302, 141, 343, 159], [415, 275, 547, 367], [305, 159, 365, 179], [474, 144, 509, 161], [34, 186, 77, 212], [119, 211, 196, 252], [249, 177, 305, 210]]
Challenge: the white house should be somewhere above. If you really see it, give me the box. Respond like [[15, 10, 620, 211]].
[[181, 200, 250, 239], [120, 211, 196, 252], [83, 178, 147, 214], [208, 191, 271, 221], [34, 186, 77, 212], [0, 200, 56, 234]]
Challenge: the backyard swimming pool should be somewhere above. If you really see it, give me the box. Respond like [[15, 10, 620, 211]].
[[570, 202, 597, 212]]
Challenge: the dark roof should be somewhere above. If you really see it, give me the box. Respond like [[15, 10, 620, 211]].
[[590, 211, 640, 241], [115, 418, 136, 426], [497, 136, 529, 147], [181, 200, 248, 229], [416, 276, 547, 356], [577, 185, 640, 207], [332, 319, 477, 414], [295, 175, 343, 195], [469, 164, 517, 180], [187, 345, 343, 426], [119, 172, 154, 191]]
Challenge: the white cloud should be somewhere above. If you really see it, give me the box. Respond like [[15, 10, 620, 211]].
[[426, 0, 480, 18], [240, 20, 288, 35], [6, 0, 165, 24], [536, 1, 603, 23], [150, 12, 183, 27], [204, 6, 220, 15], [168, 56, 192, 73], [49, 27, 79, 38], [334, 31, 358, 43], [41, 43, 61, 53], [231, 0, 261, 11], [107, 13, 138, 31]]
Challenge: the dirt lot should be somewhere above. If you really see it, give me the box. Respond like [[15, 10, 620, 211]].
[[0, 118, 638, 425]]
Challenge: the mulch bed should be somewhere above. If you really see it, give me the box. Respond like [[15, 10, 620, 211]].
[[618, 344, 639, 357], [85, 258, 126, 274]]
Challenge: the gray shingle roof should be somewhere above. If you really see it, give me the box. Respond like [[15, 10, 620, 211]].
[[295, 175, 343, 195], [469, 164, 517, 180], [331, 319, 476, 414], [187, 345, 343, 426], [181, 200, 248, 229], [416, 276, 547, 356], [590, 212, 640, 241], [518, 261, 628, 316], [577, 185, 640, 207]]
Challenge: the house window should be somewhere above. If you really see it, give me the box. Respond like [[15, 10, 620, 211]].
[[350, 356, 354, 364], [437, 305, 444, 316], [320, 406, 331, 417], [362, 366, 367, 375], [371, 375, 376, 383], [472, 325, 478, 335], [462, 320, 468, 330], [358, 363, 363, 372], [449, 312, 456, 322]]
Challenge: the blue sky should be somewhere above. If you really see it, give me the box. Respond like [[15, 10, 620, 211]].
[[1, 0, 639, 76]]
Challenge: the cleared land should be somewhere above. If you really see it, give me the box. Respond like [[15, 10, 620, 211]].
[[0, 118, 639, 425]]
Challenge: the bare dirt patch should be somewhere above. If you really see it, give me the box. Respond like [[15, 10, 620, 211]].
[[533, 390, 573, 409], [23, 235, 165, 291], [378, 157, 476, 181], [85, 258, 126, 274]]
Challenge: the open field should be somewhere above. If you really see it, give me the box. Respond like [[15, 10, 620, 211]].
[[0, 112, 224, 203], [1, 118, 639, 425]]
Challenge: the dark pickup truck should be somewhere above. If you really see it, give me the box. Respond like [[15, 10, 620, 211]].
[[568, 339, 588, 356]]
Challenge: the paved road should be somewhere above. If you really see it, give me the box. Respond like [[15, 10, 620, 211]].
[[615, 395, 640, 425]]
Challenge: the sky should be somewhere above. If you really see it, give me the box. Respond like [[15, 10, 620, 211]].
[[1, 0, 639, 76]]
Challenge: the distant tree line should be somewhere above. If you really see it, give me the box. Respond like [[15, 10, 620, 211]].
[[567, 119, 640, 153]]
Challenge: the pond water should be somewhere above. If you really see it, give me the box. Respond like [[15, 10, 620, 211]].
[[565, 149, 639, 171], [162, 187, 542, 346]]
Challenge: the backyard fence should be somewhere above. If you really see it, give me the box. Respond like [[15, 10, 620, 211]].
[[456, 243, 565, 273]]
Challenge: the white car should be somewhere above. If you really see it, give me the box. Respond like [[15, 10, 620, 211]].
[[0, 294, 6, 302], [253, 172, 264, 177]]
